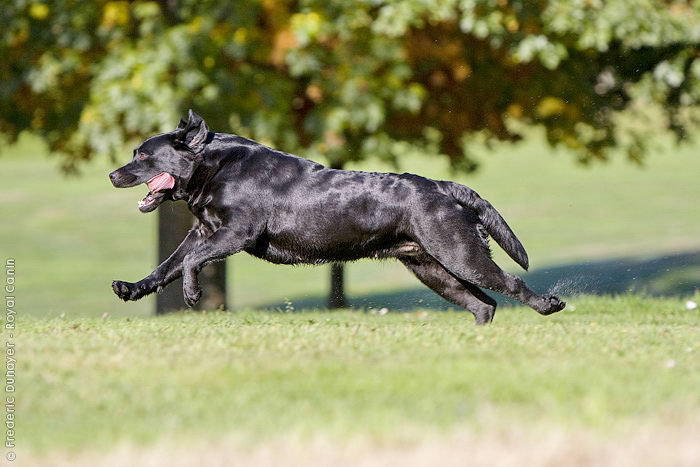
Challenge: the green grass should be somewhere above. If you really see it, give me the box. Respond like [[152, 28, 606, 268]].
[[1, 132, 699, 317], [17, 295, 700, 455], [2, 133, 699, 463]]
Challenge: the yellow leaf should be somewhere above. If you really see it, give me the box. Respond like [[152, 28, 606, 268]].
[[306, 84, 323, 103], [452, 63, 472, 82], [271, 28, 297, 67], [81, 111, 95, 124], [188, 16, 203, 34], [507, 103, 523, 119], [291, 11, 323, 39], [131, 74, 143, 89], [29, 3, 50, 20], [102, 1, 129, 29], [233, 28, 248, 45], [537, 97, 566, 118]]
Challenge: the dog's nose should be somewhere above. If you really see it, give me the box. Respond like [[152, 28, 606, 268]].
[[108, 171, 121, 187]]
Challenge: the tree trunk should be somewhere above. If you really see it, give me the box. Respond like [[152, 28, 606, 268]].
[[327, 160, 348, 309], [156, 202, 227, 314], [328, 262, 348, 309]]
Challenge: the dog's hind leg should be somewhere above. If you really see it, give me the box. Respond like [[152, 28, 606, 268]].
[[412, 211, 565, 316], [401, 256, 497, 324]]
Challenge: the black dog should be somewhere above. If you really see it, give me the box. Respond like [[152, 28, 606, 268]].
[[109, 110, 565, 324]]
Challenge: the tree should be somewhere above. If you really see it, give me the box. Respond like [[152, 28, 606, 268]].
[[2, 1, 699, 311], [156, 202, 226, 313]]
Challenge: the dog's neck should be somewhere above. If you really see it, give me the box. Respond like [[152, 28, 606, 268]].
[[172, 152, 219, 205]]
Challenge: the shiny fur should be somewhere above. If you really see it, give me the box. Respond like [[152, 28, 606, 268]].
[[109, 110, 565, 324]]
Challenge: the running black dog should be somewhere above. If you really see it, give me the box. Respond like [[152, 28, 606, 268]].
[[109, 110, 565, 323]]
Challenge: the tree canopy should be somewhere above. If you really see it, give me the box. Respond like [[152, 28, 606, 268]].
[[2, 0, 699, 170]]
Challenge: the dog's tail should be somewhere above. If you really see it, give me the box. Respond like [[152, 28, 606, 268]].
[[448, 183, 529, 270]]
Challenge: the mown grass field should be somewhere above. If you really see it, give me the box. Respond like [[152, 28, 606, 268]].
[[17, 295, 700, 465], [2, 133, 699, 465]]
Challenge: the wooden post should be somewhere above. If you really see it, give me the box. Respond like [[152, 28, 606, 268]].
[[328, 262, 348, 309], [156, 202, 227, 314]]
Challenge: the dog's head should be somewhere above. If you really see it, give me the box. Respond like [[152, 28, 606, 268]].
[[109, 109, 210, 213]]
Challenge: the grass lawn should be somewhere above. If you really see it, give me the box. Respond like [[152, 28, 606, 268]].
[[2, 133, 699, 465], [17, 295, 700, 465]]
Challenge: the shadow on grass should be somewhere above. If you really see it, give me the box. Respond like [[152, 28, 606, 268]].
[[262, 250, 700, 311]]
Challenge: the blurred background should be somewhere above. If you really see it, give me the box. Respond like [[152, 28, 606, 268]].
[[1, 0, 699, 317]]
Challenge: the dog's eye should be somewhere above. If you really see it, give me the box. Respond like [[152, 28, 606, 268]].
[[137, 152, 149, 161]]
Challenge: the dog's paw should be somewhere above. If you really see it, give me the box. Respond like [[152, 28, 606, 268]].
[[472, 305, 496, 325], [183, 286, 202, 308], [539, 295, 566, 316], [112, 280, 152, 301], [112, 280, 137, 301]]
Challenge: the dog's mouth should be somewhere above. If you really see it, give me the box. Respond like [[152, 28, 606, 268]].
[[138, 173, 176, 213]]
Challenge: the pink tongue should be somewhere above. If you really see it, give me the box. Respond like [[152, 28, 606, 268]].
[[146, 173, 175, 193]]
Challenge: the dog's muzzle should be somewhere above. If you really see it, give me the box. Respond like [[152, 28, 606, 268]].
[[109, 170, 138, 188]]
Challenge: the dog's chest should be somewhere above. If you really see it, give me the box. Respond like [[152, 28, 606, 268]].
[[190, 205, 224, 235]]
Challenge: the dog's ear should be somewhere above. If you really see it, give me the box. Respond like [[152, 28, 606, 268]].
[[173, 109, 209, 153]]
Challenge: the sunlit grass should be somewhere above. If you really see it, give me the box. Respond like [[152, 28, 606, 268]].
[[19, 295, 700, 454]]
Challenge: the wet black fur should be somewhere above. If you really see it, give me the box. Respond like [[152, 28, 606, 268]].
[[109, 110, 565, 324]]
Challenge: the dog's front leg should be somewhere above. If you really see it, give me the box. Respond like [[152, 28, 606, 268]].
[[181, 227, 252, 307], [112, 226, 203, 302]]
